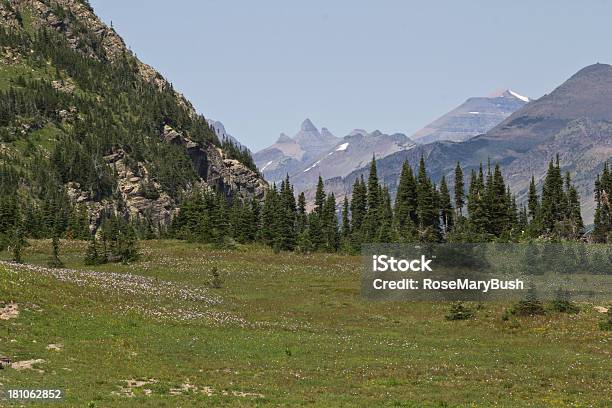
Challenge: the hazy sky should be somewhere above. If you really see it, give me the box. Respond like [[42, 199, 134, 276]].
[[91, 0, 612, 151]]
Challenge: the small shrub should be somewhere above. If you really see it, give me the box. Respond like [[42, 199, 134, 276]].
[[548, 289, 580, 314], [510, 299, 546, 316], [510, 286, 546, 316], [549, 299, 580, 314], [210, 267, 222, 289], [445, 302, 474, 321], [47, 236, 64, 268], [84, 235, 105, 265]]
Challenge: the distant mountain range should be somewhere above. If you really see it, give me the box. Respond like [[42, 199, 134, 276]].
[[411, 89, 529, 144], [255, 90, 527, 191], [316, 63, 612, 224], [254, 119, 416, 191], [253, 119, 340, 183]]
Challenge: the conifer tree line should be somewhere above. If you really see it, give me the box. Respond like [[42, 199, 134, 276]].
[[2, 153, 605, 257], [165, 155, 595, 254]]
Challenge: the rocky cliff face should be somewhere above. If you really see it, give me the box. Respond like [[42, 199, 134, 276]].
[[162, 125, 266, 200]]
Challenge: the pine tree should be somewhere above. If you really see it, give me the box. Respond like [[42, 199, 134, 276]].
[[261, 184, 279, 246], [540, 158, 565, 234], [439, 175, 454, 233], [454, 162, 465, 216], [314, 176, 326, 214], [277, 175, 297, 250], [488, 164, 509, 236], [467, 167, 484, 234], [378, 186, 394, 242], [363, 157, 381, 242], [349, 176, 367, 246], [309, 178, 327, 250], [322, 194, 339, 251], [527, 175, 539, 221], [84, 234, 102, 265], [296, 192, 307, 235], [393, 160, 417, 241], [341, 195, 350, 239], [416, 155, 440, 242], [47, 235, 64, 268]]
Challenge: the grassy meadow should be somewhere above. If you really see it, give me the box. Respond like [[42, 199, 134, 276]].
[[0, 239, 610, 407]]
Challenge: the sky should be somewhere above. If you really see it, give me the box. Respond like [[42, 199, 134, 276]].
[[90, 0, 612, 151]]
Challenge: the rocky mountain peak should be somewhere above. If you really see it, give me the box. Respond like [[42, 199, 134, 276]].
[[320, 127, 335, 140], [488, 89, 530, 102], [300, 118, 318, 132], [276, 133, 293, 143]]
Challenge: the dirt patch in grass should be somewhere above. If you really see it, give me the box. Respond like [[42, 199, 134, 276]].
[[0, 302, 19, 320], [11, 359, 46, 373]]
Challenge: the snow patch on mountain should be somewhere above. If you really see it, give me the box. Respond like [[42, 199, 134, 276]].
[[508, 90, 530, 102], [336, 142, 349, 151]]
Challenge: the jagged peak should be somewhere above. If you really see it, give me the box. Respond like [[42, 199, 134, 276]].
[[349, 129, 369, 137], [300, 118, 318, 132], [276, 133, 293, 143]]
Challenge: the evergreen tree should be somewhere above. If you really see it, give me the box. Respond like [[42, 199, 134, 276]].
[[322, 194, 339, 251], [467, 166, 487, 235], [261, 184, 279, 246], [349, 176, 367, 246], [540, 158, 565, 234], [416, 155, 440, 242], [377, 186, 394, 242], [439, 175, 454, 233], [278, 175, 297, 250], [309, 177, 327, 250], [454, 162, 465, 216], [296, 192, 307, 235], [527, 175, 539, 221], [393, 160, 417, 241], [362, 157, 381, 242], [341, 195, 350, 239], [47, 235, 64, 268], [84, 234, 102, 265]]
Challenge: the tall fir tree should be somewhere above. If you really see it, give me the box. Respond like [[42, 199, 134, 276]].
[[416, 155, 440, 242], [393, 160, 417, 242], [454, 162, 465, 216], [439, 175, 454, 233], [363, 157, 381, 242]]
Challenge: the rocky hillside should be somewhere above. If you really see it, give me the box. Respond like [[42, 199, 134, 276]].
[[319, 64, 612, 224], [0, 0, 266, 229], [411, 89, 529, 144]]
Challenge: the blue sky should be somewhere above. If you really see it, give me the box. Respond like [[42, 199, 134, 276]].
[[91, 0, 612, 151]]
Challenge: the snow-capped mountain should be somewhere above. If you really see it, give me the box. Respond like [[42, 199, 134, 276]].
[[411, 89, 530, 144]]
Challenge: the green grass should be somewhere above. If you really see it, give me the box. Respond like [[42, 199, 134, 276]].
[[1, 240, 610, 407]]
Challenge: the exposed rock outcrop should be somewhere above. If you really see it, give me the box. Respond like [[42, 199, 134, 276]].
[[162, 125, 267, 200]]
